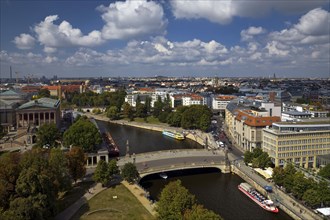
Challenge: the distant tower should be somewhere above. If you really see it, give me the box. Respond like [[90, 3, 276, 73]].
[[57, 80, 62, 111], [15, 72, 19, 83], [273, 73, 276, 81], [10, 66, 12, 82]]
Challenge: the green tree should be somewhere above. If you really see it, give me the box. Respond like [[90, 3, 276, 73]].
[[48, 148, 71, 192], [121, 162, 139, 183], [36, 123, 60, 148], [106, 106, 119, 120], [66, 147, 86, 183], [272, 167, 286, 186], [243, 151, 254, 164], [181, 105, 212, 130], [167, 112, 182, 127], [37, 88, 50, 98], [156, 180, 196, 220], [63, 117, 101, 152], [318, 164, 330, 180], [183, 204, 222, 220], [0, 152, 21, 209], [252, 152, 273, 169], [122, 102, 134, 119], [145, 96, 152, 113], [303, 189, 321, 208], [153, 96, 163, 117], [5, 195, 50, 220], [136, 103, 147, 118], [316, 181, 330, 207], [158, 112, 169, 123], [163, 94, 172, 113], [15, 167, 56, 219], [283, 163, 296, 192], [93, 160, 110, 186], [252, 147, 263, 158], [108, 159, 120, 177], [199, 114, 210, 131], [292, 172, 313, 199], [19, 149, 49, 175]]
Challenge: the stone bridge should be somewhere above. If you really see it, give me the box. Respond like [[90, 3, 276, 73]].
[[117, 149, 231, 178]]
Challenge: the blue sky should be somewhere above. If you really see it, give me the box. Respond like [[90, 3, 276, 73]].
[[1, 0, 329, 78]]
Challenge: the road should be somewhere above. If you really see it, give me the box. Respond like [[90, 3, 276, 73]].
[[117, 149, 227, 173]]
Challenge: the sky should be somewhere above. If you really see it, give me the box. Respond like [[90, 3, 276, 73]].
[[1, 0, 329, 78]]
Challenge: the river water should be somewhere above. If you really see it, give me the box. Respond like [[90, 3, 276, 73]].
[[101, 121, 292, 220]]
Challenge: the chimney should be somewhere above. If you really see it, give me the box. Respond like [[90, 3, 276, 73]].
[[269, 92, 275, 102]]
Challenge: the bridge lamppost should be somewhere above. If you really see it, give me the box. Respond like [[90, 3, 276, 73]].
[[224, 144, 230, 166], [132, 153, 136, 164], [205, 137, 208, 150], [126, 139, 130, 157]]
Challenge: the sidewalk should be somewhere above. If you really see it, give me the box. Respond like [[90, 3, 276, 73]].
[[54, 183, 106, 220], [121, 180, 157, 217]]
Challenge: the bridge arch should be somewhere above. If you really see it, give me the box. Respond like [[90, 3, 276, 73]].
[[138, 162, 230, 179]]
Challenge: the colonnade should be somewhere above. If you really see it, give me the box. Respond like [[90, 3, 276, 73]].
[[16, 111, 56, 128]]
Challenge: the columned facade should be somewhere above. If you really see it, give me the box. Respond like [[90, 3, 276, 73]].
[[16, 110, 59, 128], [16, 98, 61, 129]]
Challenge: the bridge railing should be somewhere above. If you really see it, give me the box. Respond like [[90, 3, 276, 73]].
[[138, 161, 227, 174], [126, 148, 212, 158]]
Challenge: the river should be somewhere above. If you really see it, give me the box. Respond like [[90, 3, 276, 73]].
[[101, 121, 292, 220]]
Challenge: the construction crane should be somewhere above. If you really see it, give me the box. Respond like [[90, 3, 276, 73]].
[[15, 71, 19, 83]]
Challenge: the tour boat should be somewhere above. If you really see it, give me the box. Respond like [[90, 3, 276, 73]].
[[162, 130, 185, 140], [238, 182, 279, 213], [159, 172, 168, 179]]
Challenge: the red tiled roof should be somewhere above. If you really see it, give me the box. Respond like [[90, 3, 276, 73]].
[[235, 110, 281, 127], [138, 88, 155, 92], [43, 86, 58, 90], [42, 85, 81, 93], [21, 86, 41, 93], [215, 95, 236, 101]]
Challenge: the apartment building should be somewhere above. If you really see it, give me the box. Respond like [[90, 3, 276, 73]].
[[262, 121, 330, 168], [182, 94, 204, 106], [212, 95, 236, 111], [233, 109, 281, 151]]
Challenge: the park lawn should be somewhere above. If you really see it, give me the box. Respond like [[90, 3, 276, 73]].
[[71, 183, 155, 220]]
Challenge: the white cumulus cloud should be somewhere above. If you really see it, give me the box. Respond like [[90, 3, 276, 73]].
[[269, 8, 330, 45], [171, 0, 233, 24], [294, 8, 329, 36], [98, 0, 167, 40], [170, 0, 328, 24], [13, 33, 35, 49], [241, 26, 267, 41], [34, 15, 104, 49]]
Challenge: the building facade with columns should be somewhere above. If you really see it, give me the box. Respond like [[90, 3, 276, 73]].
[[262, 121, 330, 168], [16, 98, 61, 129]]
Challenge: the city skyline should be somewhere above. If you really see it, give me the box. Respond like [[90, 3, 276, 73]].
[[1, 0, 329, 78]]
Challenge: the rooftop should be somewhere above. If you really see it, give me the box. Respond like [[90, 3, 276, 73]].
[[236, 110, 281, 127], [282, 111, 312, 116], [17, 98, 60, 110]]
